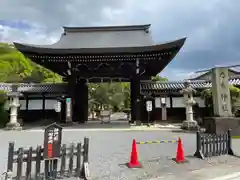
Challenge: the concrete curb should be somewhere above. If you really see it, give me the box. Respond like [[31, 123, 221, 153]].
[[208, 172, 240, 180], [21, 127, 178, 132]]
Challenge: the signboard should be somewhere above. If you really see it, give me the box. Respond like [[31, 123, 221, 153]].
[[66, 98, 72, 122], [161, 97, 166, 104], [155, 98, 161, 108], [55, 101, 61, 112], [146, 100, 152, 112], [43, 123, 62, 159]]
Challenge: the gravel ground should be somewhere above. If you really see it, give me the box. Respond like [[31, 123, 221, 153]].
[[1, 130, 240, 180]]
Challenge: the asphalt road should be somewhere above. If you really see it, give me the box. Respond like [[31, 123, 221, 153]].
[[1, 130, 240, 180]]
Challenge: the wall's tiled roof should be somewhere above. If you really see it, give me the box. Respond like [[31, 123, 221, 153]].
[[0, 83, 12, 92], [141, 80, 207, 90], [17, 83, 67, 93], [0, 83, 67, 93], [141, 76, 240, 91], [0, 76, 239, 94]]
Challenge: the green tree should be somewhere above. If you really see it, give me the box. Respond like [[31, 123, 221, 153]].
[[0, 42, 62, 83], [88, 75, 167, 115], [0, 90, 8, 127], [152, 75, 168, 81], [201, 85, 240, 115]]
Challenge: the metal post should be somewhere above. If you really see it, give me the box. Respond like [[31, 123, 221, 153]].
[[7, 142, 14, 172], [194, 131, 204, 159], [227, 129, 234, 155]]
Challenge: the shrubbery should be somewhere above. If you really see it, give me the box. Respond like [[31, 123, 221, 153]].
[[201, 85, 240, 116], [0, 90, 8, 128]]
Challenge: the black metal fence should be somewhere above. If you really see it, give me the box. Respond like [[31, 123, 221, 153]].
[[6, 137, 89, 180], [194, 129, 234, 159]]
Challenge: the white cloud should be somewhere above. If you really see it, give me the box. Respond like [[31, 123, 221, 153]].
[[0, 0, 239, 79], [0, 25, 58, 44], [160, 67, 194, 81]]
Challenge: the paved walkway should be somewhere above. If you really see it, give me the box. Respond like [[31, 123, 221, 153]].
[[1, 129, 240, 180], [150, 161, 240, 180], [210, 172, 240, 180], [11, 120, 181, 132]]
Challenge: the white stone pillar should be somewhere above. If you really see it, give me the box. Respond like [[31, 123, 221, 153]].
[[6, 96, 22, 130], [9, 97, 20, 124], [186, 101, 194, 121]]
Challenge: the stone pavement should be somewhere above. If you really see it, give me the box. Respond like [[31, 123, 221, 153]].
[[0, 130, 240, 180], [148, 156, 240, 180], [210, 173, 240, 180], [14, 120, 181, 132]]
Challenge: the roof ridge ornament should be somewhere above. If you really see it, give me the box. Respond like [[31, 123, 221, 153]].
[[62, 24, 151, 33]]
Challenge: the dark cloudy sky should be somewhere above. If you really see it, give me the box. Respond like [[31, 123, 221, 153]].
[[0, 0, 239, 80]]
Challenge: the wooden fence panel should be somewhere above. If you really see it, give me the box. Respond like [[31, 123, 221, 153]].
[[5, 137, 89, 180], [194, 129, 234, 159]]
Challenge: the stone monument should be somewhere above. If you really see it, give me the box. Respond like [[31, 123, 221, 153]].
[[5, 84, 22, 130], [180, 80, 200, 130], [204, 67, 240, 135]]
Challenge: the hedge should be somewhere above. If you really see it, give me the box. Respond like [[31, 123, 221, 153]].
[[0, 90, 9, 128]]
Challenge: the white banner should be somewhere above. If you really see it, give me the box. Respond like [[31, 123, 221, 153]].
[[146, 100, 152, 112], [55, 101, 61, 112]]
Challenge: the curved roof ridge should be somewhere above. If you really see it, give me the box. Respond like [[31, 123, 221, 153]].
[[63, 24, 151, 33]]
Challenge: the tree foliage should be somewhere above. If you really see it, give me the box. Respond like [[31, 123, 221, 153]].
[[152, 75, 168, 81], [0, 43, 62, 83], [0, 90, 8, 127], [88, 75, 167, 113], [201, 85, 240, 115]]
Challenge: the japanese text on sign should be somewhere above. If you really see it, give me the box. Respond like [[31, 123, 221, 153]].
[[146, 101, 152, 112], [48, 128, 59, 144]]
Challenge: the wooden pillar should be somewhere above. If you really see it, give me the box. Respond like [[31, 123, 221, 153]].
[[41, 93, 46, 119], [81, 79, 88, 123], [60, 97, 66, 123], [130, 79, 136, 123], [74, 83, 81, 123], [68, 76, 75, 122], [74, 79, 88, 124], [26, 96, 29, 111], [130, 77, 141, 125], [170, 95, 173, 108]]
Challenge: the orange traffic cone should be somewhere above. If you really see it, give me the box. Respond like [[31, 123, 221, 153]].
[[127, 139, 142, 168], [176, 137, 185, 163]]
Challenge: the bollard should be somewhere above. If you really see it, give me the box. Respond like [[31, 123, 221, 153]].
[[194, 131, 204, 159], [227, 129, 234, 155]]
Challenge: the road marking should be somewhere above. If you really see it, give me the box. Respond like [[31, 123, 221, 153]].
[[20, 128, 178, 132]]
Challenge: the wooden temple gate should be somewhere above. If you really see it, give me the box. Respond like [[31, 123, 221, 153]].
[[14, 24, 186, 124]]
